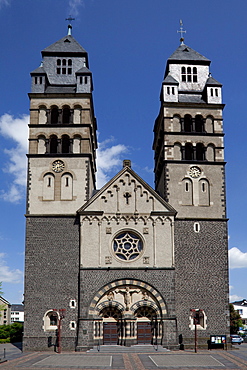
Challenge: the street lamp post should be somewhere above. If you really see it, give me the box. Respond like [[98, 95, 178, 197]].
[[53, 309, 66, 353]]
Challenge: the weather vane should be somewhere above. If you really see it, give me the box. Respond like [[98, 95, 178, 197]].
[[177, 20, 186, 44], [65, 15, 75, 35]]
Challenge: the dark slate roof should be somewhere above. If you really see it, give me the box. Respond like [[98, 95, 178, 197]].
[[231, 299, 247, 306], [76, 66, 92, 74], [178, 94, 206, 103], [168, 44, 210, 63], [45, 85, 76, 94], [42, 35, 87, 54], [163, 74, 179, 85], [206, 75, 222, 87], [30, 66, 46, 75], [11, 304, 24, 312]]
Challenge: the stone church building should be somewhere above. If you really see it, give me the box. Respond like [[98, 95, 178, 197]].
[[23, 26, 229, 351]]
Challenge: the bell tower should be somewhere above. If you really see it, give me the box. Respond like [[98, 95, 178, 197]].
[[153, 33, 229, 341], [27, 24, 97, 215], [153, 39, 225, 219]]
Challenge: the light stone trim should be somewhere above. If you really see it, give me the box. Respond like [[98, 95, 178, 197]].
[[88, 279, 167, 318]]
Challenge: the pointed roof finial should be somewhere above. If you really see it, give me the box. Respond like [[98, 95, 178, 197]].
[[65, 15, 75, 35], [177, 19, 186, 45]]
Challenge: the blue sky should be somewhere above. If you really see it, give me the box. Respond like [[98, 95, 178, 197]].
[[0, 0, 247, 304]]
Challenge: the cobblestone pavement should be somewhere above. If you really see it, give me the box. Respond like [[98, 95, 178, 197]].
[[1, 349, 247, 370]]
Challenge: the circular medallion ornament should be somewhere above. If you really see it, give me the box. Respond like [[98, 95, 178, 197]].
[[52, 160, 65, 173], [188, 166, 201, 178], [113, 231, 143, 261]]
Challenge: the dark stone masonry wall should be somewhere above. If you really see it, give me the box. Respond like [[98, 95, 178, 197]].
[[23, 216, 80, 351], [174, 219, 229, 341]]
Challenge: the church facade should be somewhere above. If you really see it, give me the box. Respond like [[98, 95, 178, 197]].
[[23, 26, 229, 351]]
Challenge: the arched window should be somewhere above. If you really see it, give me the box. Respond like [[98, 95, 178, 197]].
[[184, 114, 192, 132], [196, 143, 205, 161], [195, 115, 204, 133], [182, 178, 193, 205], [206, 144, 215, 161], [184, 143, 194, 160], [61, 173, 73, 200], [51, 107, 59, 124], [193, 67, 197, 82], [61, 135, 70, 153], [181, 67, 186, 82], [50, 135, 58, 154], [174, 143, 182, 160], [43, 173, 55, 200], [43, 310, 59, 332], [38, 135, 46, 154], [199, 179, 210, 206], [62, 106, 71, 124]]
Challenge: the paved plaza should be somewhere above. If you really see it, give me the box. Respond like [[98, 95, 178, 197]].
[[1, 343, 247, 370]]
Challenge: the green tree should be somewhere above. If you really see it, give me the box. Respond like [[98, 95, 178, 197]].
[[230, 303, 243, 334]]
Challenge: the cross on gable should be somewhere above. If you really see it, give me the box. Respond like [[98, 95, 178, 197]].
[[124, 192, 131, 204]]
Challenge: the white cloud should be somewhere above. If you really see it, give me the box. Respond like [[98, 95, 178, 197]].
[[0, 253, 23, 283], [0, 113, 29, 203], [96, 138, 128, 188], [229, 294, 244, 302], [0, 114, 128, 201], [0, 0, 10, 9], [229, 247, 247, 269], [69, 0, 84, 16]]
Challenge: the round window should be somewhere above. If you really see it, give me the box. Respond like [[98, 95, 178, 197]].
[[112, 231, 143, 261]]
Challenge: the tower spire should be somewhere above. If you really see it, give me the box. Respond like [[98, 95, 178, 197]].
[[65, 15, 75, 35], [177, 19, 186, 44]]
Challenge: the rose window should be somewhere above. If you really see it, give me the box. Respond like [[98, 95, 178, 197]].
[[113, 231, 143, 261]]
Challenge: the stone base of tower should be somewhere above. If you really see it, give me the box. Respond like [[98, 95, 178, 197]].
[[23, 335, 77, 352]]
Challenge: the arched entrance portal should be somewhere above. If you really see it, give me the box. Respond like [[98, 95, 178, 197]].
[[89, 279, 169, 347]]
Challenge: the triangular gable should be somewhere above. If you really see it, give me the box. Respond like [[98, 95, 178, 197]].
[[78, 164, 176, 216]]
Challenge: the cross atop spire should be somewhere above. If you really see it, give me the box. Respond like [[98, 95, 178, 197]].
[[177, 20, 186, 44], [65, 15, 75, 35]]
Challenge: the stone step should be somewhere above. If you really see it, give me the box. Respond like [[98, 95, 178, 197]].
[[85, 345, 170, 353]]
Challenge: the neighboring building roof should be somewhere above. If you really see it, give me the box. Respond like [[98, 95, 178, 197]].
[[231, 299, 247, 307], [168, 44, 210, 63], [206, 75, 222, 87], [0, 296, 11, 306], [11, 304, 24, 312], [163, 74, 179, 85], [42, 35, 87, 55]]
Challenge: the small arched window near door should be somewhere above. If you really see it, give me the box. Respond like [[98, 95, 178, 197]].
[[43, 310, 59, 332]]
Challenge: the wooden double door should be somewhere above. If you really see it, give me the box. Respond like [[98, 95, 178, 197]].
[[103, 322, 118, 344], [137, 322, 152, 344]]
